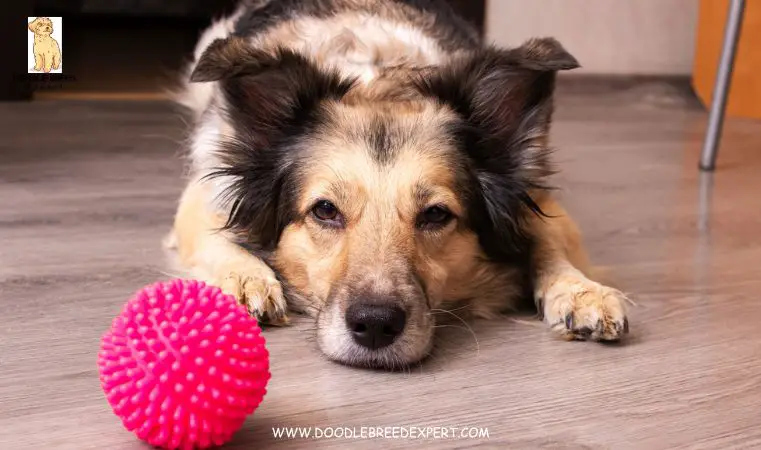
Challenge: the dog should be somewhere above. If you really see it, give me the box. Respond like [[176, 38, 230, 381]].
[[28, 17, 61, 73], [167, 0, 630, 369]]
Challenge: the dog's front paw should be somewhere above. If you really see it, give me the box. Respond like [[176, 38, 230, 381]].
[[217, 270, 289, 326], [542, 279, 629, 341]]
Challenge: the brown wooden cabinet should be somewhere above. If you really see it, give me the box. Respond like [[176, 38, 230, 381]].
[[693, 0, 761, 119]]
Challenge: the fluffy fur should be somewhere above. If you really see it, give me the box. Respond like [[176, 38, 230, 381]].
[[168, 0, 630, 369]]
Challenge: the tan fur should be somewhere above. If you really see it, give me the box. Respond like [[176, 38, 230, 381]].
[[169, 2, 628, 367], [171, 101, 524, 363], [171, 178, 288, 324], [172, 164, 628, 343], [270, 103, 521, 316], [529, 194, 629, 340], [170, 101, 628, 356], [28, 17, 61, 73]]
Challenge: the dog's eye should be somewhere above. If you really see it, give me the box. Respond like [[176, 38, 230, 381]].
[[311, 200, 343, 227], [417, 205, 453, 229]]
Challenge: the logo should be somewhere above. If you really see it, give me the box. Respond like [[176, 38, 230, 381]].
[[27, 17, 62, 74]]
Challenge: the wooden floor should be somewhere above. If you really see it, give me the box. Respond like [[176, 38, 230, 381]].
[[2, 88, 761, 450]]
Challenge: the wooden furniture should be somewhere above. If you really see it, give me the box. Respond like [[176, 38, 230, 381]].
[[693, 0, 761, 120], [693, 0, 758, 170]]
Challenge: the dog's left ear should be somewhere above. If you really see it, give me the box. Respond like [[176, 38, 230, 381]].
[[416, 37, 579, 148], [415, 37, 579, 261], [28, 18, 39, 32]]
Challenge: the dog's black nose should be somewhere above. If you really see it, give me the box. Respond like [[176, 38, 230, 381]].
[[345, 303, 406, 350]]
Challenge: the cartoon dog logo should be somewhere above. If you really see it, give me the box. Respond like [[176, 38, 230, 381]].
[[28, 17, 61, 73]]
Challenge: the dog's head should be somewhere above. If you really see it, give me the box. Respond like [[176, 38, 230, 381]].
[[191, 36, 578, 368], [28, 17, 54, 36]]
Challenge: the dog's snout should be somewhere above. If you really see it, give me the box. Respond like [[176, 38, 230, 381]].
[[345, 303, 406, 350]]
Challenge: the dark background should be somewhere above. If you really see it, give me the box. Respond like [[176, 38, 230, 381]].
[[3, 0, 485, 100]]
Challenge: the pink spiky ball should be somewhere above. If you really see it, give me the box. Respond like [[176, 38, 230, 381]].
[[97, 279, 270, 449]]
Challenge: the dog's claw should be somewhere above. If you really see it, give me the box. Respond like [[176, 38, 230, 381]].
[[218, 271, 289, 327], [544, 282, 630, 342]]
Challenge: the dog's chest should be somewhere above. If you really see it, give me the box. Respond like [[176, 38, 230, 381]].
[[34, 36, 55, 51]]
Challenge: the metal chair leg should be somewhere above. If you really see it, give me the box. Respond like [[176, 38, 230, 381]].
[[699, 0, 747, 171]]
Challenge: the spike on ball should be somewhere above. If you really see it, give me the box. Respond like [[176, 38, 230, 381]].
[[97, 280, 270, 449]]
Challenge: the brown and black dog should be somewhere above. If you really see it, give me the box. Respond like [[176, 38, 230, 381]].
[[167, 0, 629, 369]]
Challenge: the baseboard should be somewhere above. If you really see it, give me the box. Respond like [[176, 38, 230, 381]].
[[556, 74, 703, 110]]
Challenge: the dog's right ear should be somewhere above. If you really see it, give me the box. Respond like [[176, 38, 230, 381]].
[[28, 18, 39, 32], [190, 37, 356, 148], [192, 37, 357, 248], [190, 37, 278, 82], [190, 37, 344, 84]]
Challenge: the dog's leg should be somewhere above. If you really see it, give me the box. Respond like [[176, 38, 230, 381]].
[[531, 196, 629, 341], [34, 53, 43, 72], [52, 50, 60, 70], [169, 179, 289, 325], [42, 53, 52, 73]]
